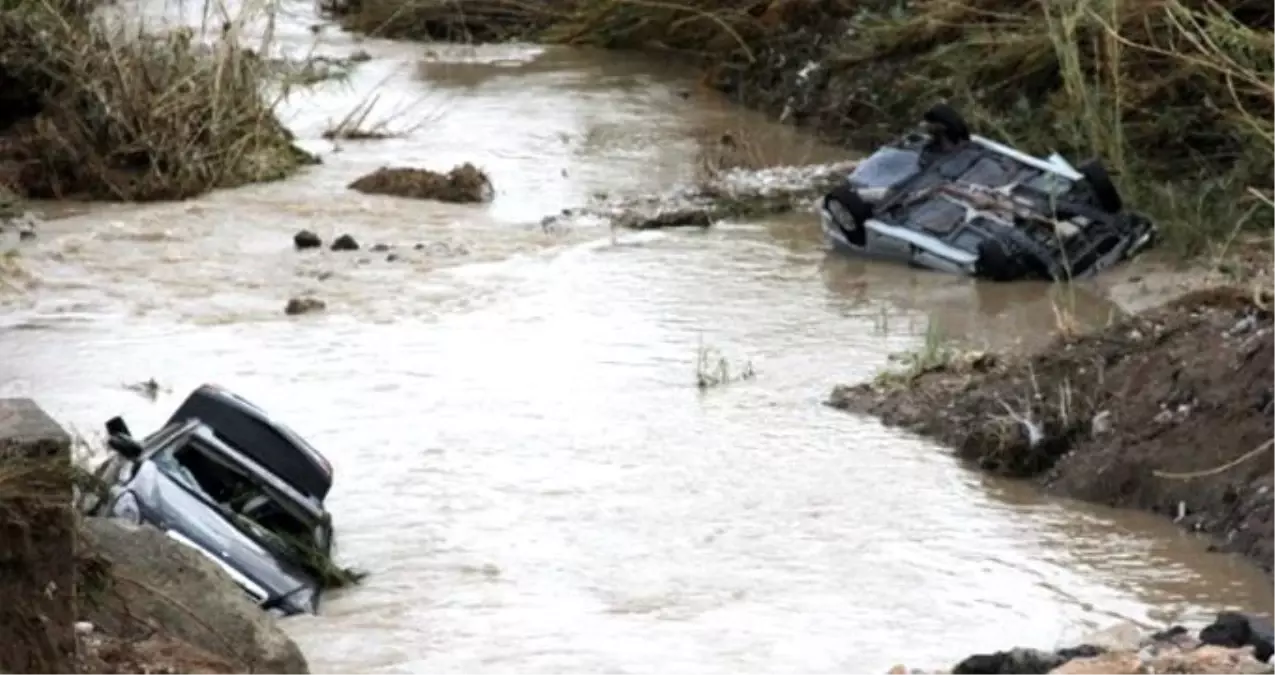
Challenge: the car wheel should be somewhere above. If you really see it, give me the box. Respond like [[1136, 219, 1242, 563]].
[[975, 240, 1022, 282], [827, 185, 872, 226], [826, 186, 872, 247], [1077, 159, 1123, 213], [923, 103, 971, 144]]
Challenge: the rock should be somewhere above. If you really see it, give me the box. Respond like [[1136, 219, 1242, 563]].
[[1048, 651, 1143, 674], [370, 243, 389, 252], [293, 229, 322, 249], [285, 296, 326, 315], [1200, 611, 1275, 662], [79, 517, 309, 673], [330, 233, 359, 251], [1147, 645, 1272, 673], [953, 648, 1070, 674], [1081, 620, 1143, 652], [347, 163, 494, 203]]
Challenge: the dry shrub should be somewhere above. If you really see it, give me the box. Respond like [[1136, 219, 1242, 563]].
[[0, 0, 315, 201], [348, 163, 494, 203]]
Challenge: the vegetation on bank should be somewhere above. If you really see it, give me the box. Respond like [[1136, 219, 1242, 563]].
[[326, 0, 1272, 258], [0, 0, 314, 203]]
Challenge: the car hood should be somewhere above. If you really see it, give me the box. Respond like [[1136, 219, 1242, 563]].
[[131, 463, 316, 607]]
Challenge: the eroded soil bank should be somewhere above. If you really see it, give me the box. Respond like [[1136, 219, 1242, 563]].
[[830, 285, 1274, 572]]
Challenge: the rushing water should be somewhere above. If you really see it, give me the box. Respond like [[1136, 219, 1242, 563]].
[[1, 2, 1271, 672]]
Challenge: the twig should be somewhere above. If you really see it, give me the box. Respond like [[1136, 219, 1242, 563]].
[[1152, 439, 1273, 480]]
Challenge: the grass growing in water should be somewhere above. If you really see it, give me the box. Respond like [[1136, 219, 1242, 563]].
[[0, 0, 315, 202]]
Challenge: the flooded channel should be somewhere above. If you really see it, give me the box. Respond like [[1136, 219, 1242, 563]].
[[1, 1, 1271, 672]]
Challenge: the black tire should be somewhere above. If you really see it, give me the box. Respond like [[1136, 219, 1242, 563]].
[[826, 185, 873, 226], [975, 240, 1022, 282], [923, 103, 971, 144], [826, 185, 872, 247], [1077, 158, 1123, 213]]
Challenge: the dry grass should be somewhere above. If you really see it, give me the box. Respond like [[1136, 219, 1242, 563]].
[[0, 0, 315, 202]]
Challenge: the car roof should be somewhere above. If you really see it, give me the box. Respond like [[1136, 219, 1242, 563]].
[[161, 420, 328, 520]]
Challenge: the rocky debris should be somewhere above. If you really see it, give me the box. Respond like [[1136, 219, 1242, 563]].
[[538, 159, 857, 231], [1200, 611, 1274, 661], [348, 163, 494, 203], [293, 229, 323, 250], [285, 296, 327, 315], [78, 517, 310, 673], [330, 233, 360, 251], [917, 617, 1275, 675]]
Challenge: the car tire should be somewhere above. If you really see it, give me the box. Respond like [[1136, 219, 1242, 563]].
[[975, 240, 1022, 282], [923, 103, 971, 144], [1077, 159, 1123, 213], [826, 185, 872, 247]]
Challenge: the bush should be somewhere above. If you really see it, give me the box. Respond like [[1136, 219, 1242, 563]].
[[0, 0, 315, 202]]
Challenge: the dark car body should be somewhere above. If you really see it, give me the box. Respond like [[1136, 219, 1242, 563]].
[[92, 419, 332, 616], [819, 104, 1157, 281], [166, 384, 334, 503]]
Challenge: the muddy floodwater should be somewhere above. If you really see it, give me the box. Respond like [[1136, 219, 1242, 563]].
[[1, 1, 1271, 672]]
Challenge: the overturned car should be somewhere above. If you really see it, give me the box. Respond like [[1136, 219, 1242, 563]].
[[818, 103, 1157, 281], [84, 384, 339, 617]]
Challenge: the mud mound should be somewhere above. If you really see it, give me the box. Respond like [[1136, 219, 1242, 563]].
[[0, 2, 314, 201], [830, 286, 1275, 570], [348, 163, 494, 203]]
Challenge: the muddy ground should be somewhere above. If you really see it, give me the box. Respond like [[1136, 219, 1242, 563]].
[[830, 285, 1274, 572]]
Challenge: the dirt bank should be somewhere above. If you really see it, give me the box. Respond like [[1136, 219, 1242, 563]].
[[0, 0, 314, 204], [829, 285, 1274, 572], [323, 0, 1272, 257]]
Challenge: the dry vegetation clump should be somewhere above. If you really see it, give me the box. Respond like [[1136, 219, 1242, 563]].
[[348, 163, 494, 203], [0, 0, 315, 202]]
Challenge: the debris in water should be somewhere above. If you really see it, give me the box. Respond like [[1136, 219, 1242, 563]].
[[122, 378, 164, 401], [285, 296, 326, 316], [348, 163, 494, 203], [330, 234, 360, 251], [294, 229, 322, 250]]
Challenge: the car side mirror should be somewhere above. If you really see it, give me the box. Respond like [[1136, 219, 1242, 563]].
[[105, 416, 131, 437], [107, 434, 143, 460]]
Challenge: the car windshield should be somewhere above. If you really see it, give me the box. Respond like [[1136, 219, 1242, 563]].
[[152, 439, 324, 558]]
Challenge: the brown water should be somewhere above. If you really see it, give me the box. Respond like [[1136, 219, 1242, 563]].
[[1, 3, 1271, 672]]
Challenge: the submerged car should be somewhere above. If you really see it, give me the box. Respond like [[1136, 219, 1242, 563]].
[[90, 416, 334, 616], [818, 103, 1157, 281], [165, 383, 335, 506]]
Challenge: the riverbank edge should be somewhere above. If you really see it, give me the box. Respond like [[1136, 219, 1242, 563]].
[[829, 282, 1274, 575]]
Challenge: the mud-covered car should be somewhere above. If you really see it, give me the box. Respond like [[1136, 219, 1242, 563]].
[[89, 415, 334, 616], [818, 103, 1157, 281]]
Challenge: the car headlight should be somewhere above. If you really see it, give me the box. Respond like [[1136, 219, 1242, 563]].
[[109, 492, 142, 525]]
